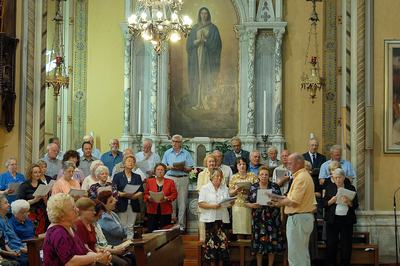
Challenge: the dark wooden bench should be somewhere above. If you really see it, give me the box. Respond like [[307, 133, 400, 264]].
[[317, 243, 379, 265], [353, 231, 370, 244], [205, 231, 377, 266], [23, 234, 45, 266]]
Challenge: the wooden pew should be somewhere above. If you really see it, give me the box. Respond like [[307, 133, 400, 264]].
[[132, 227, 184, 266], [317, 243, 379, 265], [225, 238, 378, 266], [23, 235, 45, 266]]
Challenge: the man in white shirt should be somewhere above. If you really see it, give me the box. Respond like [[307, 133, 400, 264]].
[[272, 150, 292, 195], [212, 150, 233, 186], [135, 138, 161, 176]]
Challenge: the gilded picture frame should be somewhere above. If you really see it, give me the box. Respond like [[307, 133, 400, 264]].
[[384, 40, 400, 153]]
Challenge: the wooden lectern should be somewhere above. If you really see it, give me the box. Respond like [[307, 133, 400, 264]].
[[132, 227, 184, 266]]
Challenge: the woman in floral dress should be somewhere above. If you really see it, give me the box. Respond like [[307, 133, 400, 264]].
[[198, 169, 230, 266], [229, 158, 258, 237], [246, 166, 284, 266]]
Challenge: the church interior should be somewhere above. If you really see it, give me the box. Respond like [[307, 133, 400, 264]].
[[0, 0, 399, 265]]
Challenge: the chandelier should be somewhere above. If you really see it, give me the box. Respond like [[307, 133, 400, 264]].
[[128, 0, 192, 54], [300, 0, 324, 103], [46, 0, 69, 97]]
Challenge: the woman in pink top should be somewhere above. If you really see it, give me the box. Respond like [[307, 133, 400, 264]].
[[52, 162, 80, 195]]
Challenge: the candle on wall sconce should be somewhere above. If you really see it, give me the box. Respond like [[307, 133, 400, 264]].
[[137, 90, 142, 134], [263, 90, 267, 136], [309, 132, 315, 139]]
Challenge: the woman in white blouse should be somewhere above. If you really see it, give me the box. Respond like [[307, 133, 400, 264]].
[[198, 169, 230, 266]]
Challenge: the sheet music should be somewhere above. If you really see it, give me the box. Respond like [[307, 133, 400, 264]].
[[123, 184, 140, 194], [69, 189, 87, 197], [218, 196, 236, 208], [256, 189, 272, 206], [274, 168, 289, 184], [33, 180, 55, 197], [336, 187, 356, 204], [7, 183, 21, 195], [275, 169, 287, 179], [149, 191, 164, 203]]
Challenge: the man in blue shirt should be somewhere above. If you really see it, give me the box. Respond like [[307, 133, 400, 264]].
[[319, 144, 356, 185], [248, 150, 262, 175], [0, 158, 26, 205], [100, 138, 123, 174], [162, 134, 194, 232], [41, 143, 62, 179]]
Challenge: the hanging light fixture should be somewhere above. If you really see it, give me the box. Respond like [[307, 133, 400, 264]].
[[46, 0, 69, 97], [300, 0, 324, 103], [127, 0, 192, 54]]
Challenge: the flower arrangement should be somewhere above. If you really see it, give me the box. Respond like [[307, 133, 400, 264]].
[[189, 167, 204, 183]]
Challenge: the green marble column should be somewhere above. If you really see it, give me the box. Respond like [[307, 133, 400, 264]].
[[72, 0, 88, 148]]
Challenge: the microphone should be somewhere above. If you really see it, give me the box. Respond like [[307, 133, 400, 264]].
[[395, 186, 400, 206]]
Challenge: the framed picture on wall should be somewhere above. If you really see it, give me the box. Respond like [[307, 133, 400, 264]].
[[384, 40, 400, 153]]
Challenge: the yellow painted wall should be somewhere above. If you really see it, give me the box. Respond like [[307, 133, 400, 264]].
[[86, 0, 125, 152], [83, 1, 325, 153], [283, 2, 324, 154], [373, 0, 400, 210], [0, 0, 22, 172]]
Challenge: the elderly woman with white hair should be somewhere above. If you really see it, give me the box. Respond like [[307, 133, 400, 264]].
[[324, 168, 358, 266], [42, 193, 112, 265], [266, 146, 280, 169], [8, 200, 34, 241], [113, 154, 143, 227], [51, 161, 81, 195], [0, 195, 28, 266], [88, 165, 118, 200], [81, 160, 104, 191]]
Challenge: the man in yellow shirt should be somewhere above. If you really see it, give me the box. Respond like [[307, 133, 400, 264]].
[[273, 153, 315, 266]]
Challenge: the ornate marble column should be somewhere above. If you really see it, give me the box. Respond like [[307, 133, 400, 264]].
[[157, 45, 170, 138], [246, 28, 257, 136], [120, 29, 135, 150], [120, 0, 135, 150], [270, 27, 285, 150], [123, 32, 132, 136], [236, 26, 258, 151], [72, 0, 89, 149], [149, 50, 158, 136]]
